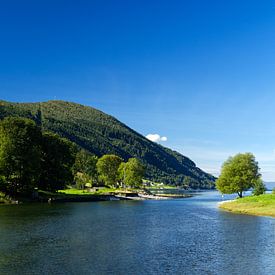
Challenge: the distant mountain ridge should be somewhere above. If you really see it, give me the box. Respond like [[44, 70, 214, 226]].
[[0, 100, 215, 188]]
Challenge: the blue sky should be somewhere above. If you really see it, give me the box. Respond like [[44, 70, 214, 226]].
[[0, 1, 275, 180]]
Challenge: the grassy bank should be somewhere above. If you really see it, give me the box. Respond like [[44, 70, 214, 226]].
[[0, 186, 189, 205], [58, 188, 113, 196], [220, 194, 275, 218], [58, 187, 141, 196], [148, 185, 178, 190]]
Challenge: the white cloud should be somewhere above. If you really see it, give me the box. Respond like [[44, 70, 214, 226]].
[[160, 136, 167, 141], [146, 134, 168, 143]]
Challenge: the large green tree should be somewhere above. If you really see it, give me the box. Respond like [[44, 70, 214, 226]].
[[0, 117, 42, 195], [216, 153, 261, 198], [119, 158, 145, 188], [39, 132, 76, 191], [96, 154, 123, 187], [73, 149, 98, 189]]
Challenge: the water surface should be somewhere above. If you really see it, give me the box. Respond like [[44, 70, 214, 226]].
[[0, 192, 274, 274]]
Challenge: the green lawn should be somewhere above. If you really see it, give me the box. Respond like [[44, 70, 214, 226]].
[[220, 194, 275, 218], [58, 189, 98, 195], [37, 188, 111, 201], [58, 187, 141, 196], [148, 185, 178, 190]]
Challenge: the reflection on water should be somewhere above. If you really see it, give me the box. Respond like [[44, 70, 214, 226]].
[[0, 192, 274, 274]]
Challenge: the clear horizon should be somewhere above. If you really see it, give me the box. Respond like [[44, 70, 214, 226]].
[[0, 1, 274, 180]]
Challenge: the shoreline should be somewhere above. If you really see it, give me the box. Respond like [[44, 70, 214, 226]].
[[0, 191, 193, 205], [218, 194, 275, 218], [217, 199, 235, 205]]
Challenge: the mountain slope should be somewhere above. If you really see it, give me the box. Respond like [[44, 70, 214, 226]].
[[0, 100, 215, 188]]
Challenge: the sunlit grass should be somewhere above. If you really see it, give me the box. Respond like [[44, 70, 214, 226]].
[[220, 194, 275, 218], [58, 188, 96, 195], [58, 187, 142, 196], [149, 185, 178, 190]]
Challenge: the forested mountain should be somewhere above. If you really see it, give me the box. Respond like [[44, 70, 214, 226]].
[[0, 100, 215, 188]]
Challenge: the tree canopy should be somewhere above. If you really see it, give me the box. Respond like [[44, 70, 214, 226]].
[[0, 117, 42, 195], [0, 116, 147, 196], [0, 116, 148, 196], [119, 158, 145, 188], [96, 154, 123, 187], [73, 149, 98, 189], [216, 153, 261, 198], [0, 117, 78, 195], [39, 132, 77, 191]]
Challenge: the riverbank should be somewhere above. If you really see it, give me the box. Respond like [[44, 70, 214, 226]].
[[0, 188, 193, 204], [219, 194, 275, 218], [51, 189, 192, 202], [0, 189, 130, 204]]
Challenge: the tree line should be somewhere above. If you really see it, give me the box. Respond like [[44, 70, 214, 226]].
[[74, 151, 145, 189], [0, 117, 145, 197]]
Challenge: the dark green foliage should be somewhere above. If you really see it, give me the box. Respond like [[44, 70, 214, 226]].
[[0, 117, 41, 195], [119, 158, 145, 188], [0, 176, 6, 192], [73, 149, 98, 189], [252, 179, 266, 196], [216, 153, 261, 198], [73, 149, 98, 178], [0, 100, 215, 188], [39, 132, 77, 191], [97, 155, 123, 187]]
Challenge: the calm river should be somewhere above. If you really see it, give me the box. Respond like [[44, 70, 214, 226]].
[[0, 191, 274, 274]]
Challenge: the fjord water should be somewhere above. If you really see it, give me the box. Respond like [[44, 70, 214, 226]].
[[0, 192, 274, 275]]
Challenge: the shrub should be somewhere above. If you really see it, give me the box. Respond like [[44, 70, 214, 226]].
[[252, 179, 266, 196]]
